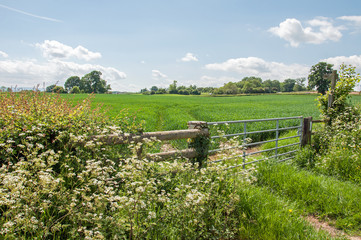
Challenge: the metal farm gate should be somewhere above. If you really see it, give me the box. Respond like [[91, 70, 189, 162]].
[[206, 116, 304, 170]]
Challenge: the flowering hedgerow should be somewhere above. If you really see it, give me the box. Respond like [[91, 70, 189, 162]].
[[296, 64, 361, 183], [0, 91, 244, 239]]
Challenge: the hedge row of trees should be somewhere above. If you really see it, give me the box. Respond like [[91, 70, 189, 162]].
[[46, 71, 111, 94], [141, 78, 306, 96], [213, 77, 307, 95], [141, 81, 203, 95]]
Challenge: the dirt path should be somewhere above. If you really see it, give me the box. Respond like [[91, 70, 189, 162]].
[[306, 215, 361, 240]]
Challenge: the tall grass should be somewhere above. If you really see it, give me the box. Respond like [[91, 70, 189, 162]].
[[255, 162, 361, 233]]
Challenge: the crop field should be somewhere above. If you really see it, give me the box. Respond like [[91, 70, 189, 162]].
[[62, 93, 361, 153], [62, 93, 327, 131]]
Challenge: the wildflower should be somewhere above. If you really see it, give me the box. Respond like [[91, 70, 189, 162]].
[[136, 186, 145, 193], [6, 148, 14, 153], [36, 143, 44, 149], [148, 211, 156, 219]]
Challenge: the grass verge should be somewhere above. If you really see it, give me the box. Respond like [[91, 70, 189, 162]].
[[254, 161, 361, 234]]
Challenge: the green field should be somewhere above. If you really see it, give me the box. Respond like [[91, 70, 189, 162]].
[[62, 93, 328, 132], [62, 93, 361, 152]]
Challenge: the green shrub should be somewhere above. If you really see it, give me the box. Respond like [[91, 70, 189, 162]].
[[294, 145, 317, 169], [309, 107, 361, 183]]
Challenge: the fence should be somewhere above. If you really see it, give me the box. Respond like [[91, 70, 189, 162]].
[[88, 116, 316, 170]]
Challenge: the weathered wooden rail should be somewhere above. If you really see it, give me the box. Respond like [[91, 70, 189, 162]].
[[89, 121, 209, 161]]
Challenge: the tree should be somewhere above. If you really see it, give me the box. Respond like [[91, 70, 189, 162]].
[[178, 89, 190, 95], [190, 89, 201, 95], [46, 84, 56, 93], [80, 71, 111, 93], [64, 76, 81, 92], [281, 79, 296, 92], [169, 80, 178, 94], [263, 80, 273, 93], [156, 88, 167, 94], [242, 82, 254, 93], [308, 62, 334, 95], [70, 86, 80, 94], [271, 80, 281, 92], [293, 78, 306, 92], [150, 86, 158, 92], [140, 88, 148, 93], [223, 82, 238, 94], [53, 86, 66, 93]]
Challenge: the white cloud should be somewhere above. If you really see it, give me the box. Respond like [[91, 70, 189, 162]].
[[338, 16, 361, 33], [152, 69, 168, 79], [151, 70, 172, 87], [205, 57, 309, 80], [338, 16, 361, 26], [0, 51, 8, 58], [322, 54, 361, 69], [0, 59, 126, 89], [181, 53, 198, 62], [269, 17, 342, 47], [36, 40, 102, 61]]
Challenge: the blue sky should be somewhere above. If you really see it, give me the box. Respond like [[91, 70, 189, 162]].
[[1, 0, 361, 91]]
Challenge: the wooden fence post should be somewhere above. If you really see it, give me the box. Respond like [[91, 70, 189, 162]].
[[187, 121, 209, 168], [301, 117, 312, 147], [327, 70, 338, 109]]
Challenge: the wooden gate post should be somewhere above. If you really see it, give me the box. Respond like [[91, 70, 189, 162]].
[[301, 117, 312, 147], [187, 121, 209, 168]]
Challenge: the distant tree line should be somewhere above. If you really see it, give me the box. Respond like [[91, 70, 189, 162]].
[[141, 77, 307, 96], [141, 81, 206, 95], [212, 77, 307, 95], [0, 86, 12, 92], [0, 61, 347, 95], [45, 70, 111, 94]]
